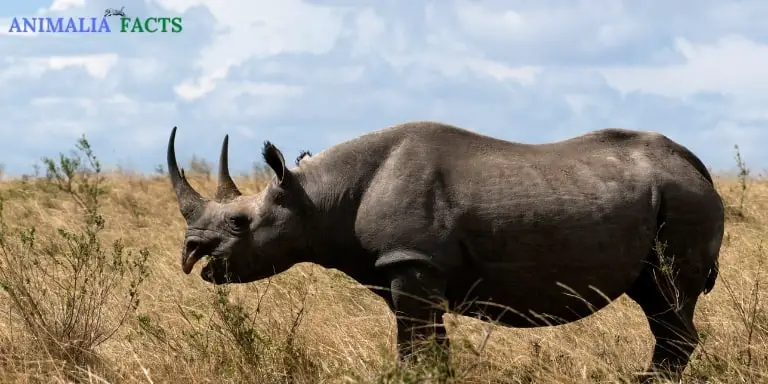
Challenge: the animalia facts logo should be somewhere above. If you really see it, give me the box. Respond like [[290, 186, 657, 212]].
[[6, 6, 183, 34]]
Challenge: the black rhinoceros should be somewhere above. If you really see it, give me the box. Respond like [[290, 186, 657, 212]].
[[166, 121, 723, 382]]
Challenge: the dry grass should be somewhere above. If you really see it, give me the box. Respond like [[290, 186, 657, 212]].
[[0, 140, 766, 384]]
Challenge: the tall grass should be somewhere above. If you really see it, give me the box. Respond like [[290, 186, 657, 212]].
[[0, 137, 765, 383]]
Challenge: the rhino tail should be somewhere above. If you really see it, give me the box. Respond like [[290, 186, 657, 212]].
[[703, 260, 718, 294]]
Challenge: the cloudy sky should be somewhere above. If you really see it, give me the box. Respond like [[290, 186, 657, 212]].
[[1, 0, 767, 177]]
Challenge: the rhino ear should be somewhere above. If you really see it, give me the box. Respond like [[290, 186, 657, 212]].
[[262, 141, 290, 185]]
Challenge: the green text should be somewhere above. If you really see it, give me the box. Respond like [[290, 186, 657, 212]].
[[120, 17, 182, 33]]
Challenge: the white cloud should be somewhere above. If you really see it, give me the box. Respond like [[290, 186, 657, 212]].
[[464, 59, 541, 85], [0, 0, 767, 176], [0, 54, 117, 85], [452, 0, 639, 54], [351, 8, 385, 55], [49, 0, 85, 12], [174, 71, 221, 101], [600, 35, 768, 100], [153, 0, 348, 100], [198, 81, 305, 119], [47, 54, 118, 79]]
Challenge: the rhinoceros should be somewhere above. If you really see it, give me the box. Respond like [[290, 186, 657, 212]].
[[165, 121, 723, 381]]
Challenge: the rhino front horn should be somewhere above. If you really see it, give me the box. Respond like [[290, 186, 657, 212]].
[[215, 134, 242, 202], [167, 126, 206, 221]]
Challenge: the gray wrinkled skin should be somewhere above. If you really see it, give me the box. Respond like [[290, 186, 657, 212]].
[[166, 121, 724, 382]]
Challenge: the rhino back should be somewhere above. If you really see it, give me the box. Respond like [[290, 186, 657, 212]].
[[356, 124, 664, 256]]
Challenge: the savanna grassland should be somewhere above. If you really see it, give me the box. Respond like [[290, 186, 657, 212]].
[[0, 138, 765, 384]]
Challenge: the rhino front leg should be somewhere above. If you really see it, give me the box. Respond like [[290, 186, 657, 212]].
[[377, 251, 450, 363]]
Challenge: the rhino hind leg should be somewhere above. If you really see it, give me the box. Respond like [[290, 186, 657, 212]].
[[626, 223, 715, 382], [628, 274, 700, 383]]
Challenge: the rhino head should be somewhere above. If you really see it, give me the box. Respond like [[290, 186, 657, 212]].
[[166, 127, 311, 284]]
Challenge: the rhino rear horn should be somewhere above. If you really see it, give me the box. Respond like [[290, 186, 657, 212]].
[[215, 134, 242, 202], [167, 126, 206, 221]]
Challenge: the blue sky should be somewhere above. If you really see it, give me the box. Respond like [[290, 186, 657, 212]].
[[1, 0, 767, 177]]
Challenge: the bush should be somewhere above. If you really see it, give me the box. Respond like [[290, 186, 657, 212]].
[[0, 135, 150, 379]]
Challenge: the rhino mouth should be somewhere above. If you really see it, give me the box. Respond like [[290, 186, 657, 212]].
[[200, 256, 240, 284], [181, 241, 218, 274], [200, 255, 264, 284], [201, 257, 224, 282]]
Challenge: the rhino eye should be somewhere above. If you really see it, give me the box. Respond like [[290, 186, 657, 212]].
[[229, 214, 249, 229]]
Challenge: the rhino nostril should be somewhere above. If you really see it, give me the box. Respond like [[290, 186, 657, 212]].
[[184, 238, 203, 254]]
